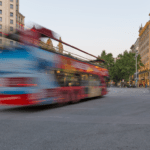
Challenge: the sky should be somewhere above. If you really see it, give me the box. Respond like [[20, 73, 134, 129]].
[[20, 0, 150, 59]]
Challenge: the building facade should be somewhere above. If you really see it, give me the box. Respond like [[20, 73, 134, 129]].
[[129, 38, 139, 86], [0, 0, 25, 47], [57, 37, 64, 54], [138, 21, 150, 87], [130, 38, 139, 53]]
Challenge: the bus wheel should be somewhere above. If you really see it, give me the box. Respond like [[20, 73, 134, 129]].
[[75, 93, 81, 103], [57, 95, 64, 107], [65, 93, 71, 103], [71, 93, 79, 104]]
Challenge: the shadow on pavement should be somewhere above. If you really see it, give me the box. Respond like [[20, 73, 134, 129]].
[[0, 96, 103, 113], [0, 103, 61, 113]]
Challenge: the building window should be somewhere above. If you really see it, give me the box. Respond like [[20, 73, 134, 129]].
[[10, 4, 13, 9], [0, 39, 2, 44], [16, 5, 18, 11], [10, 12, 13, 17], [0, 1, 2, 6], [0, 10, 2, 14], [10, 27, 13, 31], [0, 17, 2, 22], [0, 25, 2, 29], [10, 20, 13, 24], [10, 0, 13, 2], [10, 41, 13, 45], [0, 32, 2, 36], [16, 0, 18, 2]]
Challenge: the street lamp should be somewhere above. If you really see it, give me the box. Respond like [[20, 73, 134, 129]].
[[135, 48, 138, 87]]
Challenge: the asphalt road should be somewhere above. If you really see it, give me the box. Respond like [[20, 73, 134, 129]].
[[0, 88, 150, 150]]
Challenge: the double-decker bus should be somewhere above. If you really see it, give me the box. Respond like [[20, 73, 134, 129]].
[[0, 26, 109, 106]]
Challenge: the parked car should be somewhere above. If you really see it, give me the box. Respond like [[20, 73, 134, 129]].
[[139, 84, 143, 87], [127, 84, 131, 88], [132, 85, 136, 88], [127, 84, 136, 88]]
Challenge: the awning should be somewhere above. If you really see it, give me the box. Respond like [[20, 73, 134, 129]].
[[138, 70, 149, 75]]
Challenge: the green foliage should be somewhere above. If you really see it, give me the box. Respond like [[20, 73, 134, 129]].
[[98, 50, 144, 83], [112, 51, 143, 82], [98, 50, 115, 81], [67, 53, 72, 56]]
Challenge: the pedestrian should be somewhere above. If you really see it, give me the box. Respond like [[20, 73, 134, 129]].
[[145, 83, 147, 88], [143, 81, 145, 88]]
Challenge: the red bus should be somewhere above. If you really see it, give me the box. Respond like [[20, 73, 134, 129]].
[[0, 26, 109, 106]]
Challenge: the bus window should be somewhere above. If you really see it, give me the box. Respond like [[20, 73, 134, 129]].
[[55, 71, 65, 87], [72, 74, 81, 86], [81, 74, 89, 86], [66, 73, 80, 87], [55, 71, 81, 87], [89, 75, 101, 86], [96, 76, 101, 86]]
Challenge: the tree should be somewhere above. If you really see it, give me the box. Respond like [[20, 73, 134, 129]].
[[97, 50, 144, 86], [98, 50, 115, 81], [111, 50, 144, 84], [67, 53, 72, 57]]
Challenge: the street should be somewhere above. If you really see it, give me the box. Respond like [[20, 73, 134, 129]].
[[0, 88, 150, 150]]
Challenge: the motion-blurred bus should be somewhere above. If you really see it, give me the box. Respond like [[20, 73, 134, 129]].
[[0, 26, 109, 106]]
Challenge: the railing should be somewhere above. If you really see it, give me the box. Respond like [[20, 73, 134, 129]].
[[39, 42, 102, 65], [1, 28, 105, 68], [1, 37, 103, 67]]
